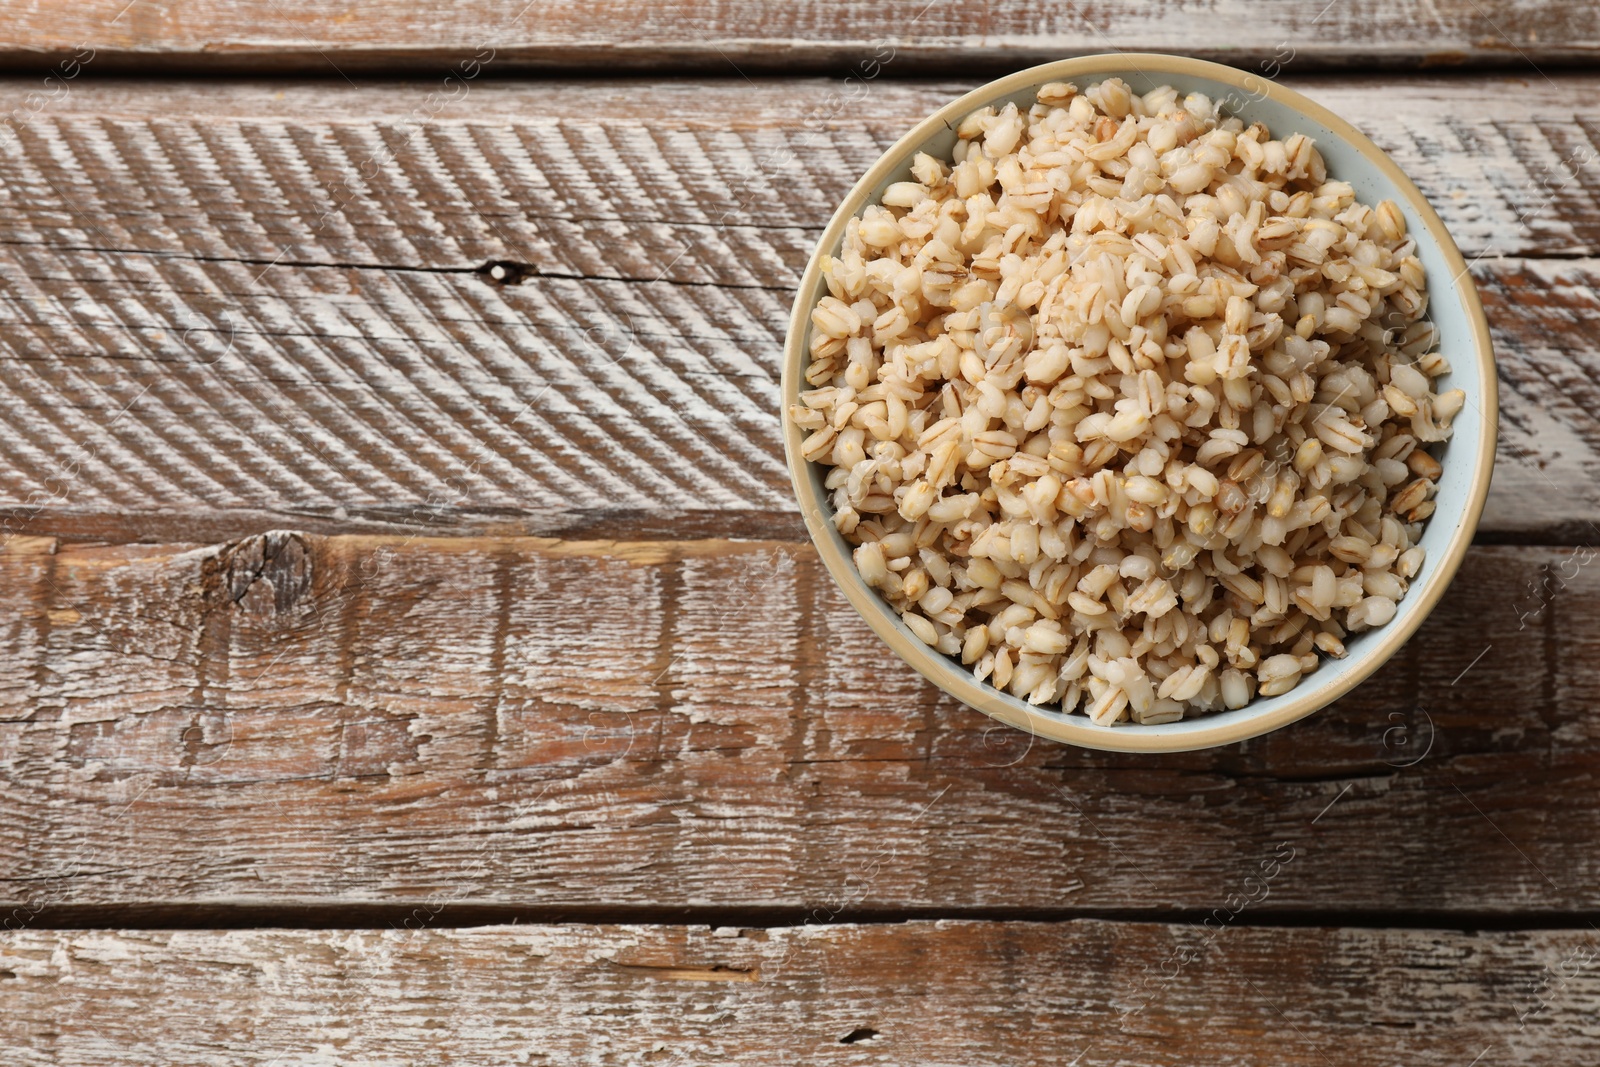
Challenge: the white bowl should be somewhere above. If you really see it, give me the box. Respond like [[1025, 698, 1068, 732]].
[[782, 54, 1497, 753]]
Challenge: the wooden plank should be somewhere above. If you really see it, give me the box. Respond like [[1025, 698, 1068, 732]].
[[0, 77, 1595, 261], [3, 922, 1599, 1064], [2, 533, 1597, 918], [0, 76, 1596, 540], [0, 1, 1593, 74]]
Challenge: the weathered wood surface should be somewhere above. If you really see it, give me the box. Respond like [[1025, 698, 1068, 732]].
[[1, 77, 1594, 263], [0, 77, 1596, 541], [0, 253, 1592, 543], [4, 922, 1599, 1065], [2, 532, 1596, 919], [0, 0, 1594, 74]]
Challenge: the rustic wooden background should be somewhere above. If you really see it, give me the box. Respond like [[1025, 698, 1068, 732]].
[[2, 2, 1599, 1064]]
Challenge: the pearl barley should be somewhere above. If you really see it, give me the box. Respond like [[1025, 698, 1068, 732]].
[[791, 78, 1456, 724]]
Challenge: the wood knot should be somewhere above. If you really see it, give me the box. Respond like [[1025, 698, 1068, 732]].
[[219, 531, 314, 614]]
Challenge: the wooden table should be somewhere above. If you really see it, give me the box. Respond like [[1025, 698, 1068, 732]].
[[2, 3, 1599, 1063]]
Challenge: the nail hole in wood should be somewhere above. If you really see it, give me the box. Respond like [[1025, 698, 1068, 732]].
[[480, 260, 535, 285]]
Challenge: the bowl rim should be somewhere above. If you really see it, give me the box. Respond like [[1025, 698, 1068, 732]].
[[781, 53, 1498, 753]]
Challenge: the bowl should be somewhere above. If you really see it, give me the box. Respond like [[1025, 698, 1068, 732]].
[[781, 54, 1496, 753]]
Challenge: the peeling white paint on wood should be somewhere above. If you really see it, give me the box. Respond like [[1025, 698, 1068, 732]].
[[0, 76, 1597, 537], [2, 922, 1599, 1065], [0, 534, 1595, 916], [0, 0, 1594, 71]]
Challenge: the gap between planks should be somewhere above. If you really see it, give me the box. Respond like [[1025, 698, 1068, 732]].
[[11, 901, 1600, 934]]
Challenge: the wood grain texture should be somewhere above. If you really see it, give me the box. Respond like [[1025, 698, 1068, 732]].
[[1, 252, 1596, 543], [2, 531, 1596, 919], [3, 77, 1596, 260], [0, 76, 1596, 541], [0, 0, 1594, 74], [3, 921, 1599, 1065]]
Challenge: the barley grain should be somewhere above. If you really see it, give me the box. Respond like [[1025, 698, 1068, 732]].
[[791, 78, 1457, 724]]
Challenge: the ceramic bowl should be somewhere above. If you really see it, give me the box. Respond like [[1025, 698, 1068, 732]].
[[781, 54, 1496, 753]]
